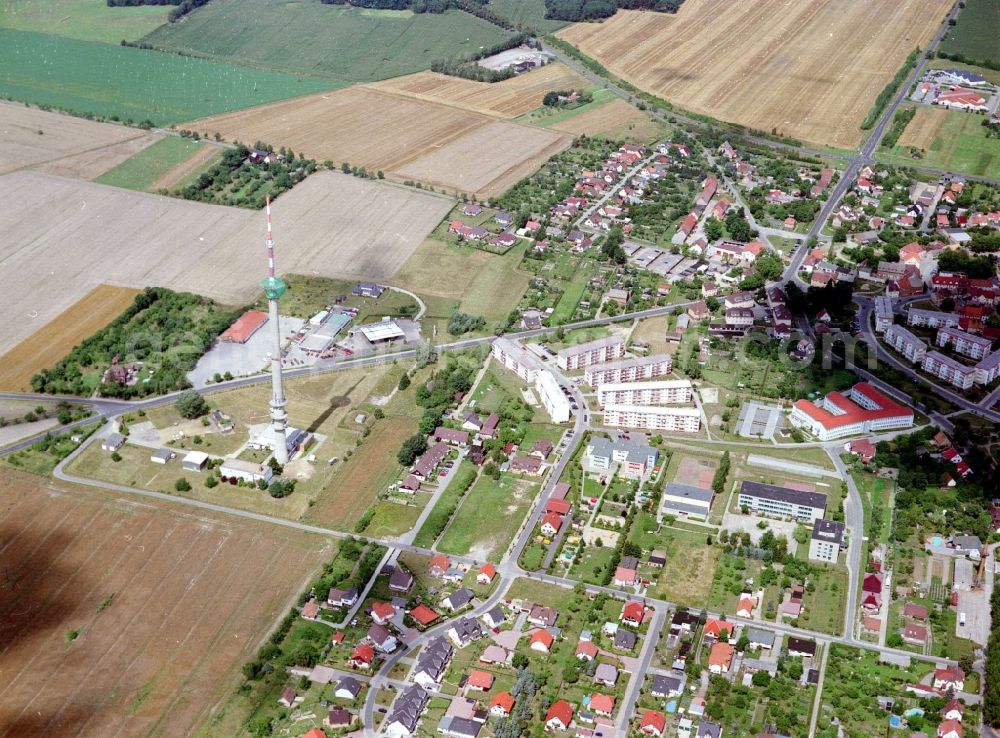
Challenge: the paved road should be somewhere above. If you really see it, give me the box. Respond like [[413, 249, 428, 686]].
[[829, 448, 865, 640]]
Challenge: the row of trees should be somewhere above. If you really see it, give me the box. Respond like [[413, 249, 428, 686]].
[[985, 583, 1000, 724], [107, 0, 210, 21], [429, 33, 536, 83], [543, 0, 685, 22]]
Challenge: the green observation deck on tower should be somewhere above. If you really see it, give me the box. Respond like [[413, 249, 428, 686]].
[[261, 276, 287, 300]]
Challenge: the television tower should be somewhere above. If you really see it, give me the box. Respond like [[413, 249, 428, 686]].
[[261, 196, 289, 464]]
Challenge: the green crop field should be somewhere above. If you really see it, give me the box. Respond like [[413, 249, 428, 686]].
[[0, 28, 339, 125], [940, 0, 1000, 66], [0, 0, 169, 44], [486, 0, 569, 33], [95, 136, 204, 190], [880, 109, 1000, 179], [143, 0, 513, 83]]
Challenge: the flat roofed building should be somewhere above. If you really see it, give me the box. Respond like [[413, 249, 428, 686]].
[[790, 382, 913, 441], [585, 435, 658, 479], [603, 404, 701, 432], [922, 351, 977, 390], [884, 324, 927, 364], [585, 354, 672, 386], [907, 308, 960, 329], [557, 335, 625, 371], [976, 350, 1000, 385], [738, 480, 827, 523], [809, 519, 845, 563], [662, 483, 714, 520], [535, 369, 571, 423], [350, 318, 405, 343], [597, 379, 693, 407], [491, 337, 543, 383], [936, 326, 993, 360], [221, 458, 274, 484], [874, 296, 893, 333]]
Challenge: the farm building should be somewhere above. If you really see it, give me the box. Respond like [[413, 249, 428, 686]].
[[221, 459, 274, 485], [182, 451, 210, 471], [220, 310, 268, 344]]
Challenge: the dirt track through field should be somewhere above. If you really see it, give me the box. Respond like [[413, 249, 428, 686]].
[[557, 0, 951, 148], [898, 107, 948, 149], [0, 472, 326, 738], [0, 284, 139, 392], [0, 170, 451, 356], [187, 86, 571, 197], [148, 143, 221, 191]]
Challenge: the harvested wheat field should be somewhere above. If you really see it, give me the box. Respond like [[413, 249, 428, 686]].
[[0, 101, 162, 178], [0, 170, 450, 355], [366, 62, 588, 118], [188, 86, 571, 197], [0, 471, 326, 737], [898, 106, 949, 149], [557, 0, 951, 148], [0, 284, 139, 392], [548, 98, 666, 141], [394, 119, 569, 197]]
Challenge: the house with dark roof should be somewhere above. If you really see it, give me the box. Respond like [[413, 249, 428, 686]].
[[411, 637, 453, 688], [446, 616, 483, 648], [442, 588, 474, 612], [385, 683, 429, 738]]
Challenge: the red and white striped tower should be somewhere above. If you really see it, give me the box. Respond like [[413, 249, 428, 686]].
[[260, 196, 289, 464]]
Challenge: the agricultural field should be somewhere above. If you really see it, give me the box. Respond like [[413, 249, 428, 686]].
[[0, 170, 449, 355], [544, 97, 669, 142], [881, 108, 1000, 178], [0, 29, 338, 126], [367, 63, 588, 118], [0, 101, 163, 178], [0, 471, 327, 738], [0, 0, 169, 44], [486, 0, 570, 33], [556, 0, 952, 147], [0, 284, 138, 392], [95, 136, 207, 191], [144, 0, 512, 83], [939, 0, 1000, 67], [188, 87, 571, 198]]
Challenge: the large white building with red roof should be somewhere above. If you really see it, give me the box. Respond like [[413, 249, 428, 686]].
[[790, 383, 913, 441]]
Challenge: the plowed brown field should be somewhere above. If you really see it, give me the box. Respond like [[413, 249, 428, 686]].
[[0, 472, 326, 738], [0, 284, 139, 392], [557, 0, 951, 148], [187, 87, 571, 197], [898, 107, 948, 149], [366, 62, 588, 117]]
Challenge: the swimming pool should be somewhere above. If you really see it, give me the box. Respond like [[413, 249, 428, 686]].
[[666, 700, 677, 714], [889, 715, 903, 729]]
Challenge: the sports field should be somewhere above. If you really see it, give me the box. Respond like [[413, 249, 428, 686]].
[[0, 285, 139, 392], [367, 63, 588, 118], [189, 87, 571, 197], [940, 0, 1000, 67], [0, 28, 339, 125], [882, 108, 1000, 178], [0, 0, 168, 44], [557, 0, 952, 147], [0, 471, 326, 738], [0, 170, 450, 355], [143, 0, 512, 83], [94, 136, 205, 191]]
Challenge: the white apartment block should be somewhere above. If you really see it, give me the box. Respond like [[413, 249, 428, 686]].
[[883, 324, 927, 364], [603, 404, 701, 432], [535, 370, 571, 423], [808, 519, 845, 564], [874, 296, 893, 333], [921, 350, 977, 390], [597, 380, 693, 407], [492, 337, 543, 383], [936, 326, 993, 360], [585, 354, 672, 387], [557, 335, 625, 371], [907, 308, 960, 330], [725, 308, 754, 327], [976, 351, 1000, 385], [790, 383, 913, 441]]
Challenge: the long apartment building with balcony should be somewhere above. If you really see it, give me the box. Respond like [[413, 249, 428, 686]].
[[584, 353, 672, 387], [907, 308, 961, 330], [603, 404, 701, 432], [921, 350, 977, 390], [492, 337, 543, 383], [597, 379, 693, 408], [557, 335, 625, 371], [883, 324, 927, 364], [936, 326, 993, 360]]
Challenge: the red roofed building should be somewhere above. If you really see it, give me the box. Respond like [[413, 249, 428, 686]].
[[703, 618, 732, 640], [639, 710, 666, 736], [678, 212, 698, 238], [621, 601, 645, 626], [937, 87, 988, 111], [304, 730, 327, 738], [590, 693, 615, 717], [576, 639, 599, 661], [477, 563, 496, 584], [490, 691, 515, 717], [708, 642, 734, 673], [429, 554, 450, 577], [530, 629, 554, 652], [370, 601, 396, 624], [546, 700, 574, 730], [790, 383, 913, 441], [847, 438, 877, 463], [467, 669, 494, 690], [614, 564, 637, 587], [220, 310, 268, 343], [547, 498, 572, 515], [348, 644, 375, 668], [409, 604, 439, 626], [540, 512, 562, 537], [938, 718, 964, 738]]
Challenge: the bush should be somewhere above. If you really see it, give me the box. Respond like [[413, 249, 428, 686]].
[[175, 390, 209, 419], [175, 477, 191, 492], [110, 452, 122, 462], [205, 475, 218, 488]]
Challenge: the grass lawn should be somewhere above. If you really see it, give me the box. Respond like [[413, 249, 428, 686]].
[[528, 88, 618, 127], [940, 0, 1000, 66], [486, 0, 569, 33], [796, 565, 849, 636], [549, 262, 592, 324], [411, 462, 478, 548], [0, 0, 169, 44], [95, 136, 205, 190], [363, 494, 428, 538], [880, 108, 1000, 179], [0, 28, 339, 125], [143, 0, 513, 83], [437, 473, 538, 561], [654, 527, 721, 608], [505, 577, 575, 610], [457, 243, 533, 323], [1, 421, 100, 476]]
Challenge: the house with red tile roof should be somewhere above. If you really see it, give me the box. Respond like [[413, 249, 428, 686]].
[[703, 618, 732, 640], [621, 601, 645, 626], [546, 700, 574, 730], [547, 498, 572, 515], [477, 563, 496, 584], [790, 383, 913, 441], [467, 669, 494, 691], [370, 601, 396, 625], [938, 718, 964, 738], [576, 639, 599, 661], [541, 512, 562, 537], [531, 629, 554, 653], [708, 642, 734, 673], [490, 691, 515, 717], [639, 710, 666, 736], [408, 604, 439, 626], [590, 693, 615, 717], [429, 554, 450, 577], [348, 644, 375, 669]]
